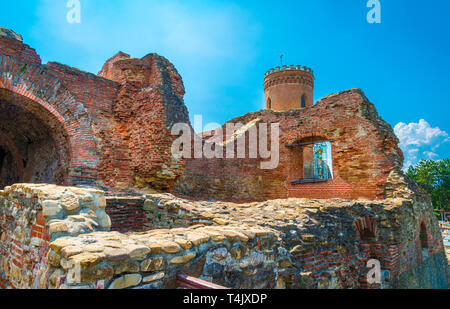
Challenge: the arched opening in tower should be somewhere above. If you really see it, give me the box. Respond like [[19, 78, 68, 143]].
[[0, 88, 71, 189]]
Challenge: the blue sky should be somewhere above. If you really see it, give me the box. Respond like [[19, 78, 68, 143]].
[[1, 0, 449, 169]]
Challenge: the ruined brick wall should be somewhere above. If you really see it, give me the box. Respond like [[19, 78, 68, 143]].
[[0, 34, 41, 66], [0, 184, 110, 289], [0, 89, 71, 188], [175, 89, 404, 202], [0, 28, 189, 192], [97, 52, 189, 191], [0, 33, 103, 187], [106, 197, 146, 233]]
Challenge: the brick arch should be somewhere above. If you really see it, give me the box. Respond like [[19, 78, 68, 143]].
[[0, 55, 99, 185], [356, 216, 377, 241]]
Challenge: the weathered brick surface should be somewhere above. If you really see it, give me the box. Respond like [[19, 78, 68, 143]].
[[0, 54, 99, 186], [0, 28, 188, 192], [175, 89, 404, 202], [97, 52, 189, 190], [106, 197, 146, 233], [0, 35, 41, 66]]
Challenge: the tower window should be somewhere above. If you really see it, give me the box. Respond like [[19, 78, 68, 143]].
[[301, 96, 306, 108], [267, 98, 272, 110]]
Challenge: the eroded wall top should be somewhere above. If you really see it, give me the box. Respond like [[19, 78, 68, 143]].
[[0, 27, 189, 192]]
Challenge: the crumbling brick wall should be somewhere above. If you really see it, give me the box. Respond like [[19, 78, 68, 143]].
[[175, 89, 404, 202], [98, 52, 189, 191], [0, 28, 189, 192]]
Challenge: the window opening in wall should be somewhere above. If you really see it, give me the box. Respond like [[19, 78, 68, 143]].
[[360, 228, 376, 241], [288, 140, 334, 184], [420, 223, 428, 249], [420, 222, 429, 259]]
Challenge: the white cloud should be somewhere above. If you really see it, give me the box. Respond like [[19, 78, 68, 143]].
[[423, 151, 439, 159], [394, 119, 449, 170]]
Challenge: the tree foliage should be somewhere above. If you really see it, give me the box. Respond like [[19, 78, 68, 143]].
[[406, 159, 450, 213]]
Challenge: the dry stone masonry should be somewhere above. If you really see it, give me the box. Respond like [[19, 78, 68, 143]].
[[0, 177, 447, 289]]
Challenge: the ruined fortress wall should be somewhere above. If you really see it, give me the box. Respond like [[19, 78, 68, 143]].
[[0, 36, 41, 66], [136, 192, 448, 288], [175, 89, 404, 202], [97, 52, 190, 191], [0, 53, 100, 186], [101, 181, 448, 289], [0, 31, 189, 192], [0, 184, 110, 289]]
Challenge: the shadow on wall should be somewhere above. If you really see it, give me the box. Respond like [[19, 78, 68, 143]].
[[0, 89, 70, 188]]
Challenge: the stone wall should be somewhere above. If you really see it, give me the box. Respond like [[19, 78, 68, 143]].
[[0, 184, 110, 289], [0, 181, 447, 289], [103, 176, 448, 289], [45, 225, 278, 289], [110, 177, 449, 289]]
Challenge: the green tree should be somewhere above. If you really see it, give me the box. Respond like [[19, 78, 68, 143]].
[[406, 159, 450, 214]]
